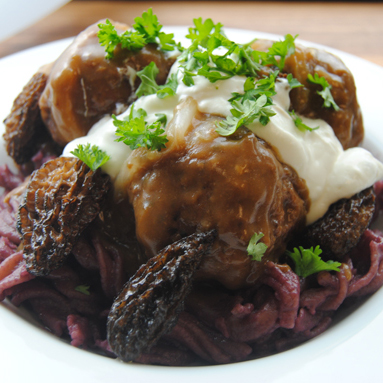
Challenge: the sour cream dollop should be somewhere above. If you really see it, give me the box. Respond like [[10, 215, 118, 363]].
[[63, 61, 383, 224]]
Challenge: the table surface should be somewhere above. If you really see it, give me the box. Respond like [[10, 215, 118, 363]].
[[0, 0, 382, 67]]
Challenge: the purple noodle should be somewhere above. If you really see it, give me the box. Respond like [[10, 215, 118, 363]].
[[1, 164, 383, 365]]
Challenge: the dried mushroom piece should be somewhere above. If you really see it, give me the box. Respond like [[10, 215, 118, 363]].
[[3, 71, 54, 164], [18, 157, 111, 276], [302, 187, 375, 259], [107, 230, 216, 362]]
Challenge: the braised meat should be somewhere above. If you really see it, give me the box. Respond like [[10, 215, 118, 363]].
[[252, 40, 364, 150], [39, 21, 175, 146], [116, 98, 309, 289]]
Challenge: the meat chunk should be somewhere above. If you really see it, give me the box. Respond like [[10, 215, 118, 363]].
[[3, 70, 53, 164], [116, 98, 309, 289], [39, 21, 175, 146], [252, 40, 363, 149]]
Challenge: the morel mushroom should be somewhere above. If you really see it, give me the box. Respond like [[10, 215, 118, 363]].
[[301, 187, 375, 260], [18, 156, 111, 276], [107, 230, 216, 362], [3, 70, 54, 164]]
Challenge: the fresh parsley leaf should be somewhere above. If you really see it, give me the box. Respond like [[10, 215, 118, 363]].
[[119, 30, 147, 52], [197, 64, 233, 83], [244, 76, 255, 91], [70, 144, 110, 171], [218, 72, 278, 136], [247, 232, 268, 261], [158, 31, 177, 51], [98, 9, 176, 59], [181, 18, 262, 83], [182, 70, 196, 86], [286, 246, 342, 278], [216, 96, 275, 136], [180, 19, 296, 86], [307, 73, 340, 111], [186, 18, 224, 47], [136, 62, 160, 97], [97, 20, 123, 59], [97, 19, 146, 59], [253, 70, 278, 97], [286, 73, 302, 89], [178, 18, 299, 87], [289, 110, 319, 132], [229, 72, 278, 104], [154, 113, 167, 125], [132, 8, 177, 51], [156, 73, 178, 99], [136, 62, 178, 99], [239, 46, 262, 76], [113, 105, 168, 151], [133, 8, 162, 42], [75, 285, 90, 296], [252, 34, 297, 70], [266, 34, 297, 70]]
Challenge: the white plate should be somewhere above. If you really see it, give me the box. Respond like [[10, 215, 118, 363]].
[[1, 27, 383, 383]]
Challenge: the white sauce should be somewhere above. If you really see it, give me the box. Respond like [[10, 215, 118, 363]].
[[63, 60, 383, 224]]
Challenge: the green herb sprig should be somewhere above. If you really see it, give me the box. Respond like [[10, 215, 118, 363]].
[[135, 62, 178, 99], [178, 18, 298, 86], [216, 72, 278, 136], [98, 8, 176, 59], [113, 106, 168, 151], [216, 96, 275, 136], [286, 246, 342, 278], [74, 285, 91, 296], [286, 73, 303, 89], [289, 110, 319, 132], [247, 232, 268, 261], [307, 73, 340, 111], [70, 144, 110, 171], [252, 34, 298, 71]]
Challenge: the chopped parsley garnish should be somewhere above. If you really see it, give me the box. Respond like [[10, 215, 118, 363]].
[[307, 73, 340, 111], [216, 73, 277, 136], [98, 19, 146, 59], [70, 144, 110, 171], [229, 71, 278, 103], [178, 19, 297, 86], [100, 13, 312, 142], [289, 110, 319, 132], [136, 61, 178, 99], [98, 8, 176, 59], [113, 105, 168, 151], [133, 8, 177, 51], [216, 96, 275, 136], [286, 73, 303, 89], [286, 246, 342, 278], [74, 285, 91, 295], [185, 17, 224, 47], [247, 232, 268, 261], [253, 34, 298, 70]]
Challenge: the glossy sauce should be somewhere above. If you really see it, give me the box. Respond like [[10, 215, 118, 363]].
[[64, 67, 383, 224], [122, 98, 309, 289], [40, 21, 173, 146], [61, 38, 383, 288]]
